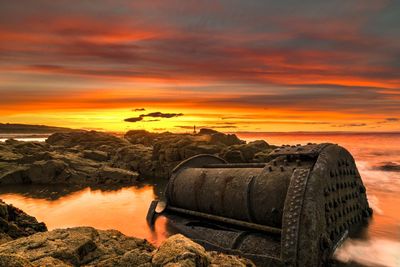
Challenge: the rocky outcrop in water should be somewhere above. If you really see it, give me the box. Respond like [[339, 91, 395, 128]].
[[375, 161, 400, 172], [0, 227, 254, 267], [124, 129, 272, 178], [0, 129, 275, 185], [0, 200, 47, 244], [0, 137, 138, 185]]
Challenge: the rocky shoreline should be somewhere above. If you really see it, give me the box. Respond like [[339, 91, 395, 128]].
[[0, 129, 275, 186], [0, 129, 272, 266], [0, 200, 254, 267]]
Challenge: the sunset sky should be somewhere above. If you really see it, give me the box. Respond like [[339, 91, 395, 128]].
[[1, 1, 399, 132]]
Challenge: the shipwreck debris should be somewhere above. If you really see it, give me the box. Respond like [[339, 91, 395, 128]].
[[147, 143, 372, 266]]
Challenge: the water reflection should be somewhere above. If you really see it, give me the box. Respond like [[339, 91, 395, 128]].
[[0, 180, 168, 246]]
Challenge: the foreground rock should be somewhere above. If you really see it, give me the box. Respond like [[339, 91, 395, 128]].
[[152, 234, 254, 267], [0, 227, 254, 267], [0, 200, 46, 244], [0, 129, 276, 185]]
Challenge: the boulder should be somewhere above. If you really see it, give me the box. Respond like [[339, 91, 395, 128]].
[[223, 150, 246, 163], [152, 234, 254, 267], [82, 150, 109, 162], [152, 234, 209, 266], [375, 162, 400, 172], [0, 227, 154, 266], [111, 145, 154, 178], [0, 229, 254, 267], [46, 131, 129, 154], [0, 200, 47, 244], [221, 140, 274, 163], [0, 253, 33, 267], [94, 166, 138, 184]]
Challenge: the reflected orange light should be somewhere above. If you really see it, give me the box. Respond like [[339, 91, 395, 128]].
[[0, 186, 168, 246]]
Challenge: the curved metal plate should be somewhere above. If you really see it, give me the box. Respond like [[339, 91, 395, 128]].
[[281, 168, 310, 266]]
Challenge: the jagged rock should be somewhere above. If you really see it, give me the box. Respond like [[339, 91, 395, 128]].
[[0, 203, 253, 267], [94, 166, 138, 184], [0, 229, 254, 267], [375, 161, 400, 172], [1, 129, 274, 182], [0, 227, 154, 266], [82, 150, 109, 162], [152, 234, 209, 266], [208, 251, 254, 267], [223, 150, 246, 163], [124, 130, 164, 146], [111, 145, 154, 178], [152, 234, 254, 267], [221, 140, 274, 163], [46, 131, 129, 154], [0, 253, 33, 267], [0, 200, 47, 244]]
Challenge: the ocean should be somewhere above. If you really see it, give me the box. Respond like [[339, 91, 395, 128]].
[[0, 132, 399, 266]]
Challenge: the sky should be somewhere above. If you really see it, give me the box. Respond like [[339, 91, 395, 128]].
[[0, 0, 399, 132]]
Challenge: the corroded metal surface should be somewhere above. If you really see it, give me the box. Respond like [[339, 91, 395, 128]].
[[147, 143, 372, 266], [281, 168, 310, 266]]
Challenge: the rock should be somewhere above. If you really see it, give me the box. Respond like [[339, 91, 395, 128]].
[[152, 234, 254, 267], [208, 251, 254, 267], [0, 253, 33, 267], [46, 131, 129, 154], [94, 166, 138, 184], [221, 140, 274, 163], [124, 130, 162, 146], [111, 145, 154, 178], [375, 162, 400, 172], [95, 248, 152, 267], [223, 150, 246, 163], [0, 229, 254, 267], [0, 135, 139, 185], [152, 234, 209, 266], [0, 200, 47, 244], [82, 150, 109, 162], [0, 227, 155, 266], [1, 129, 273, 182], [27, 160, 69, 183]]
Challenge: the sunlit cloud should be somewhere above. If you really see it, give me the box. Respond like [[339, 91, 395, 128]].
[[0, 1, 399, 132]]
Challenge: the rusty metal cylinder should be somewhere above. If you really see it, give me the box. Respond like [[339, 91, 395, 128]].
[[167, 163, 293, 227]]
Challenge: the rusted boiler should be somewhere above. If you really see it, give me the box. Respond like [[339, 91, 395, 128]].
[[147, 143, 372, 266]]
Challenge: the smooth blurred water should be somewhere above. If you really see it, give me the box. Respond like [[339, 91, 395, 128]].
[[0, 132, 399, 266]]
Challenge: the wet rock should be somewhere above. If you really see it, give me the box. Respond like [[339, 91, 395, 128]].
[[0, 200, 47, 244], [375, 162, 400, 172]]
